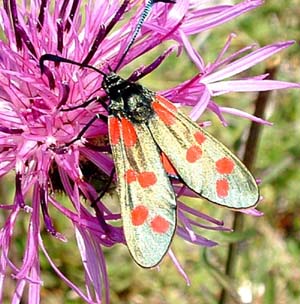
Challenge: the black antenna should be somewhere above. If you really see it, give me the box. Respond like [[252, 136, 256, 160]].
[[39, 54, 107, 77], [114, 0, 175, 72], [39, 1, 176, 77]]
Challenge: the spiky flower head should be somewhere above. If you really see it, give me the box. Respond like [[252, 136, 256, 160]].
[[0, 0, 299, 302]]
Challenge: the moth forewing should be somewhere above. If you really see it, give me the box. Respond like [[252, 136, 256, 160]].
[[108, 115, 177, 268], [148, 95, 259, 209]]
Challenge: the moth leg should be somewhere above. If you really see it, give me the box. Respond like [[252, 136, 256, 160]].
[[66, 115, 104, 148], [60, 96, 99, 112], [91, 168, 116, 208]]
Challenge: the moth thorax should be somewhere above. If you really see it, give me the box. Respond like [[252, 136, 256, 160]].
[[125, 95, 154, 123], [104, 73, 155, 123]]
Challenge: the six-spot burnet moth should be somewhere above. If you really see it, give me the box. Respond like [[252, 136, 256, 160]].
[[40, 0, 259, 268]]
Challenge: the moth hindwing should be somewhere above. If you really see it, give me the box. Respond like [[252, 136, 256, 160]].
[[104, 73, 259, 268]]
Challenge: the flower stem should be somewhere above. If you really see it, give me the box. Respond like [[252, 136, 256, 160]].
[[218, 65, 278, 304]]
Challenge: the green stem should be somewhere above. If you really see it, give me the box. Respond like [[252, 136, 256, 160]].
[[218, 66, 278, 304]]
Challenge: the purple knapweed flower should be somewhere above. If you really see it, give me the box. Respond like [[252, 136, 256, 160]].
[[0, 0, 299, 303]]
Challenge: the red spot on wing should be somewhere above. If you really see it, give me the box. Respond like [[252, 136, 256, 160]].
[[152, 101, 176, 126], [194, 131, 206, 145], [121, 117, 137, 147], [155, 95, 177, 112], [216, 179, 229, 197], [131, 205, 149, 226], [138, 172, 157, 188], [124, 169, 137, 184], [161, 153, 177, 176], [109, 117, 120, 145], [150, 215, 170, 234], [186, 145, 203, 163], [216, 157, 235, 174]]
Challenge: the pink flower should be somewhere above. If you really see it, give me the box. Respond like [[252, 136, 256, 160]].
[[0, 0, 298, 303], [163, 36, 299, 124]]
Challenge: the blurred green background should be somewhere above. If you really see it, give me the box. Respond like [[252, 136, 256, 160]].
[[1, 0, 300, 303]]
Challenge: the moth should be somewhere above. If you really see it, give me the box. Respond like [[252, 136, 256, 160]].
[[39, 0, 259, 268], [103, 72, 259, 267]]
